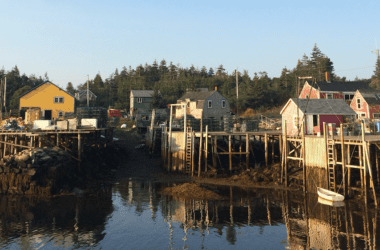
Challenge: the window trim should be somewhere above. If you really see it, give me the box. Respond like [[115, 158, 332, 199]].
[[137, 97, 143, 103], [54, 96, 64, 103], [58, 111, 64, 118], [357, 98, 361, 109], [221, 100, 226, 108], [373, 113, 380, 119], [208, 100, 212, 108], [361, 112, 366, 118], [326, 93, 333, 99]]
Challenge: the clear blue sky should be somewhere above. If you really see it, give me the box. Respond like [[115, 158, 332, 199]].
[[1, 0, 379, 88]]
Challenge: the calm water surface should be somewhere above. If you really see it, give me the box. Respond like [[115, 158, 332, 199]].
[[0, 179, 377, 249]]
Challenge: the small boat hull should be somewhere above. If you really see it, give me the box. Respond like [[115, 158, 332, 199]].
[[318, 197, 345, 207], [317, 187, 344, 202]]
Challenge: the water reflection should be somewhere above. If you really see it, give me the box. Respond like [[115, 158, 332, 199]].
[[0, 179, 379, 249], [0, 187, 113, 249]]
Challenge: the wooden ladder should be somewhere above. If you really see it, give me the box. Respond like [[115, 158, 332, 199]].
[[185, 127, 192, 174], [327, 137, 336, 192]]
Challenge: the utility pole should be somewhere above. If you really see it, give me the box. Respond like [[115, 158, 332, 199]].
[[4, 77, 6, 114], [236, 68, 238, 115], [87, 75, 89, 108]]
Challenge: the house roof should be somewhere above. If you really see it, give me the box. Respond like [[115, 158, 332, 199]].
[[19, 81, 75, 98], [281, 98, 356, 115], [178, 91, 217, 102], [307, 80, 371, 93], [131, 90, 160, 97], [357, 89, 380, 106]]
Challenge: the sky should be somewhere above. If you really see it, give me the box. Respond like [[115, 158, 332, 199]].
[[1, 0, 380, 89]]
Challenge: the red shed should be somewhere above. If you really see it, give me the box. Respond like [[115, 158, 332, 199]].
[[280, 98, 356, 136]]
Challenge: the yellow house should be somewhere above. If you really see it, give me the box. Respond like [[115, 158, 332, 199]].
[[19, 81, 75, 120]]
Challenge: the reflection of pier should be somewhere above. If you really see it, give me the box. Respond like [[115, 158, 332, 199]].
[[283, 190, 379, 250], [0, 187, 113, 249]]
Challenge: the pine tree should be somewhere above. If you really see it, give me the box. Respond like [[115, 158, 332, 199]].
[[66, 82, 75, 95], [371, 55, 380, 89]]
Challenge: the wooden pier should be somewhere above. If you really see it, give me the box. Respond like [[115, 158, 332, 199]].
[[0, 128, 114, 162], [160, 126, 281, 176]]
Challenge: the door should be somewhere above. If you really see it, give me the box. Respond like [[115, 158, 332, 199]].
[[44, 110, 52, 120], [306, 114, 314, 135]]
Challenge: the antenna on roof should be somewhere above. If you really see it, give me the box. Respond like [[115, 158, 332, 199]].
[[372, 41, 380, 59]]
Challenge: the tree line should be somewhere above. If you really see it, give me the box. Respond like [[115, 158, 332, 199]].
[[1, 44, 378, 115]]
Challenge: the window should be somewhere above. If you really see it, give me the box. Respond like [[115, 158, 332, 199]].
[[326, 93, 333, 99], [137, 98, 142, 103], [208, 100, 212, 108], [373, 113, 380, 119], [187, 102, 190, 108], [54, 96, 64, 103], [357, 98, 361, 109], [58, 111, 64, 118], [305, 94, 309, 99], [361, 113, 366, 118], [344, 94, 355, 101], [221, 100, 226, 108]]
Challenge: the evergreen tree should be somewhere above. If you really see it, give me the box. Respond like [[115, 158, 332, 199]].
[[66, 82, 75, 95]]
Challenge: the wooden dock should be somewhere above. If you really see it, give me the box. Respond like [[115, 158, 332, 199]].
[[0, 128, 114, 162]]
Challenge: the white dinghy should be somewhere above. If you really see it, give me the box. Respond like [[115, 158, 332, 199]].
[[318, 197, 345, 207], [317, 187, 345, 202]]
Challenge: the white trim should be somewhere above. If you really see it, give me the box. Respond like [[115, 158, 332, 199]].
[[360, 112, 366, 118], [221, 100, 226, 108], [137, 97, 143, 103], [373, 113, 380, 119], [326, 93, 333, 99], [356, 98, 361, 109], [208, 100, 212, 108], [54, 96, 64, 103], [58, 111, 64, 118]]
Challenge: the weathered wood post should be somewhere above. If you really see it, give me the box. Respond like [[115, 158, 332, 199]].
[[323, 122, 328, 188], [284, 122, 288, 187], [265, 133, 268, 166], [191, 130, 195, 176], [302, 122, 306, 191], [205, 125, 208, 172], [246, 133, 249, 170], [168, 105, 173, 171], [78, 133, 81, 162], [229, 135, 232, 174], [376, 145, 380, 185], [340, 123, 347, 197], [361, 121, 368, 205], [3, 135, 7, 156], [198, 114, 203, 177], [213, 135, 217, 169], [56, 133, 60, 146], [271, 136, 275, 164]]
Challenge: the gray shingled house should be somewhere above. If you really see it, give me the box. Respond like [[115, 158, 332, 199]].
[[175, 89, 231, 121], [130, 90, 161, 117], [280, 98, 356, 135]]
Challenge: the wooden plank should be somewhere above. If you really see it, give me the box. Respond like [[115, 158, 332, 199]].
[[361, 122, 368, 205], [364, 141, 377, 206], [198, 117, 203, 177], [265, 133, 268, 166], [341, 124, 347, 197], [287, 156, 304, 160], [205, 125, 208, 172], [246, 133, 249, 170], [229, 135, 232, 173]]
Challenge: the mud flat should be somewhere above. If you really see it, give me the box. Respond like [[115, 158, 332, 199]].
[[161, 183, 227, 200]]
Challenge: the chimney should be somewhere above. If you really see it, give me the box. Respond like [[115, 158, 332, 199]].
[[325, 72, 331, 82], [214, 85, 218, 91]]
